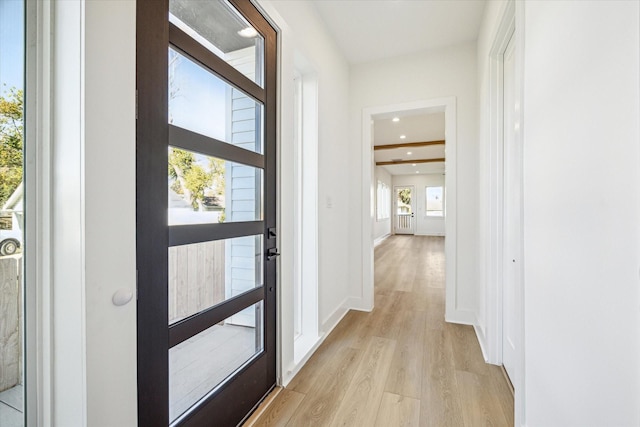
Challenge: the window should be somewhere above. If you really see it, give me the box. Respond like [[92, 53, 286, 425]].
[[376, 180, 390, 220], [292, 65, 319, 364], [0, 0, 25, 425], [426, 186, 444, 217]]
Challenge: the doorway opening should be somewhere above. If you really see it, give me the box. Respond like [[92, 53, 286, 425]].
[[393, 186, 415, 235], [362, 98, 459, 320]]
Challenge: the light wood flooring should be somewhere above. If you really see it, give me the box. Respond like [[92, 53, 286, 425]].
[[248, 235, 514, 427]]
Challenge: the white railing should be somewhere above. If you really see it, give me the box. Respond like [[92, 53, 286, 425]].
[[397, 213, 412, 231]]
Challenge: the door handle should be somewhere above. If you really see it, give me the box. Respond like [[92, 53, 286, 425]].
[[267, 248, 280, 261]]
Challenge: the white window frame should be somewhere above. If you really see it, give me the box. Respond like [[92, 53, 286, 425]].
[[376, 180, 390, 221], [426, 185, 445, 217], [292, 66, 319, 365]]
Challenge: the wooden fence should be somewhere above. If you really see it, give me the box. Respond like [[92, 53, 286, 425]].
[[169, 240, 226, 324], [0, 256, 22, 393]]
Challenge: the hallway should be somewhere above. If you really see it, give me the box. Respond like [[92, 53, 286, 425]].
[[249, 236, 513, 426]]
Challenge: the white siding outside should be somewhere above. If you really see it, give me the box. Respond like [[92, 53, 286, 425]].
[[225, 46, 261, 327]]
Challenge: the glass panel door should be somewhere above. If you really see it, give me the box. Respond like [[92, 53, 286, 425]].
[[137, 1, 277, 425], [395, 186, 415, 235]]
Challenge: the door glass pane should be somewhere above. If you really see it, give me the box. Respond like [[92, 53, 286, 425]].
[[169, 301, 264, 422], [168, 147, 263, 226], [169, 235, 263, 324], [0, 0, 25, 425], [169, 0, 264, 87], [396, 188, 412, 214], [169, 48, 264, 154]]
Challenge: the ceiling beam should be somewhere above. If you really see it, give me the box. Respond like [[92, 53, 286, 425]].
[[373, 140, 445, 150], [376, 158, 445, 166]]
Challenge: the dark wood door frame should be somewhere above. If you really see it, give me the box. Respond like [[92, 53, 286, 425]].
[[136, 1, 278, 425]]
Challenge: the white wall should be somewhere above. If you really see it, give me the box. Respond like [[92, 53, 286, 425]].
[[42, 1, 137, 425], [349, 42, 479, 314], [521, 2, 640, 426], [374, 166, 392, 241], [84, 3, 137, 424], [257, 0, 351, 384], [392, 174, 446, 236]]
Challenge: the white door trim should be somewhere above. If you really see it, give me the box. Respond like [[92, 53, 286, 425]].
[[361, 97, 458, 320], [485, 1, 525, 425]]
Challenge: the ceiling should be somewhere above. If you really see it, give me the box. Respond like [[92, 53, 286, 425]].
[[307, 1, 485, 176], [374, 112, 445, 176], [310, 0, 487, 64]]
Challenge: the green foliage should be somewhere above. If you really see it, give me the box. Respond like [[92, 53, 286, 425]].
[[168, 147, 226, 211], [208, 156, 225, 195], [0, 87, 23, 207], [168, 148, 194, 179], [183, 164, 212, 209], [398, 188, 411, 206]]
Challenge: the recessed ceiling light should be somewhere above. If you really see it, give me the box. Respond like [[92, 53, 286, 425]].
[[416, 171, 419, 174], [400, 135, 406, 139], [238, 27, 258, 38], [412, 163, 416, 166], [392, 117, 400, 122], [407, 151, 412, 155]]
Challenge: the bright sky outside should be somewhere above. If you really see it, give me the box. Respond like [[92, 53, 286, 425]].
[[169, 48, 227, 142], [0, 0, 24, 92]]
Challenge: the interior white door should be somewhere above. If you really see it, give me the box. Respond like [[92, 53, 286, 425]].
[[502, 30, 519, 383], [394, 186, 415, 235]]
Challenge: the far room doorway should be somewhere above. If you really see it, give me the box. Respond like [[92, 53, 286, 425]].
[[364, 98, 457, 318], [393, 185, 416, 235]]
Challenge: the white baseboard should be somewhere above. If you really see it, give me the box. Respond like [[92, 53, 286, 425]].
[[445, 309, 476, 325], [344, 295, 374, 313], [282, 335, 323, 387], [321, 298, 350, 334], [374, 234, 390, 247], [473, 323, 490, 363], [282, 298, 350, 387]]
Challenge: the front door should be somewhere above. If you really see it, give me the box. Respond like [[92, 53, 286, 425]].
[[136, 1, 278, 425], [394, 186, 415, 235]]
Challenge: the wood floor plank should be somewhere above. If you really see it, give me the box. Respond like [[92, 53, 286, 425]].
[[252, 236, 514, 427], [420, 328, 464, 426], [384, 309, 426, 399], [370, 291, 405, 340], [252, 389, 305, 427], [329, 336, 396, 427], [286, 311, 360, 394], [489, 365, 515, 426], [285, 346, 362, 427], [374, 392, 421, 427], [456, 370, 511, 427], [447, 323, 491, 376], [425, 288, 446, 330]]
